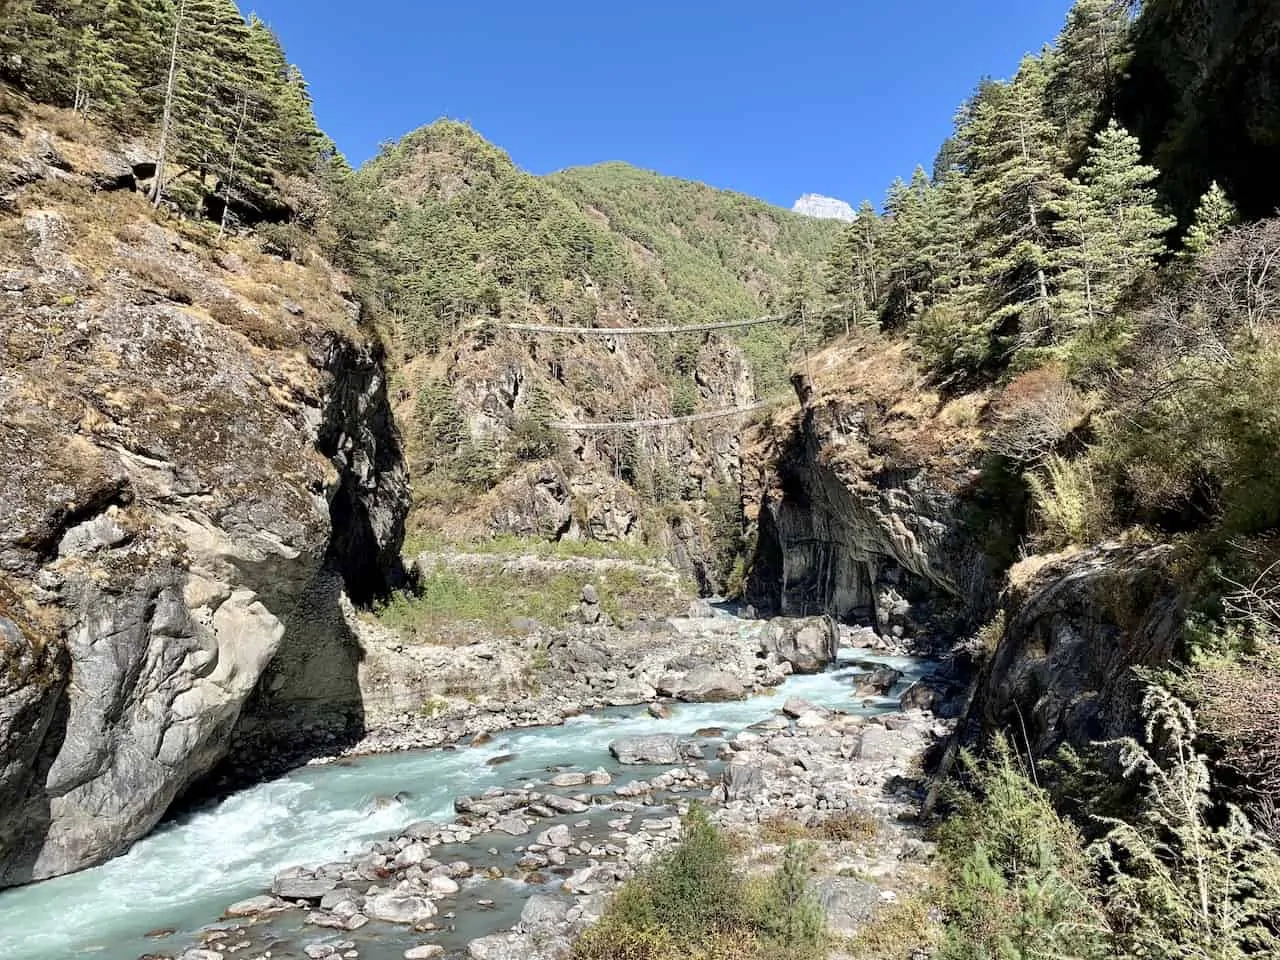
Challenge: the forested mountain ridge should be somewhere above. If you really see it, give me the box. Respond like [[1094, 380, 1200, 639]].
[[331, 120, 838, 573]]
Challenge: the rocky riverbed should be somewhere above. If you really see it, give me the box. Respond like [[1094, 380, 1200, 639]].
[[220, 593, 914, 789], [139, 663, 950, 960]]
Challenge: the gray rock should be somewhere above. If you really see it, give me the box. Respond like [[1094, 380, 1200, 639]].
[[393, 842, 431, 867], [494, 815, 530, 837], [521, 893, 571, 933], [722, 762, 764, 801], [782, 697, 827, 719], [365, 891, 437, 924], [405, 947, 445, 959], [225, 894, 283, 916], [854, 667, 904, 697], [180, 951, 225, 960], [762, 617, 839, 673], [816, 877, 881, 936], [536, 824, 573, 847], [856, 726, 910, 762], [610, 734, 681, 765], [549, 771, 588, 787], [542, 795, 589, 814], [273, 872, 339, 900], [658, 665, 747, 703], [468, 931, 570, 960]]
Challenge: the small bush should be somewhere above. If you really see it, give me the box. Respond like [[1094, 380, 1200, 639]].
[[750, 842, 825, 952], [577, 808, 826, 960], [1025, 454, 1112, 548]]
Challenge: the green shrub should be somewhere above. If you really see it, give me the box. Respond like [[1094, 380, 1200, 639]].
[[937, 691, 1280, 960], [1025, 454, 1112, 548], [937, 738, 1108, 960], [576, 807, 826, 960], [750, 842, 825, 952]]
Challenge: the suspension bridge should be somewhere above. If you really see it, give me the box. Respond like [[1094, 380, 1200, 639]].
[[509, 306, 826, 431]]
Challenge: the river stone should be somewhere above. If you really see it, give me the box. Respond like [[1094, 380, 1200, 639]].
[[494, 816, 531, 836], [536, 824, 573, 847], [543, 795, 588, 814], [854, 667, 904, 697], [428, 875, 460, 895], [549, 771, 588, 787], [658, 665, 747, 702], [588, 768, 612, 785], [722, 762, 764, 801], [273, 872, 339, 900], [394, 842, 431, 867], [405, 947, 445, 959], [521, 893, 571, 932], [181, 951, 225, 960], [763, 617, 839, 673], [469, 931, 569, 960], [782, 697, 827, 719], [610, 734, 681, 764], [225, 894, 282, 916], [305, 943, 335, 958], [856, 726, 910, 762], [402, 820, 440, 840], [365, 892, 437, 924]]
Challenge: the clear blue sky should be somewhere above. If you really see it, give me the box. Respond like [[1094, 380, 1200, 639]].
[[248, 0, 1073, 210]]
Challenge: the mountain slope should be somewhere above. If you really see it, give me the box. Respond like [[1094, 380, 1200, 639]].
[[339, 122, 839, 579]]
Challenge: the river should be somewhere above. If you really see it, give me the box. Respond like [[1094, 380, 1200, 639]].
[[0, 646, 927, 960]]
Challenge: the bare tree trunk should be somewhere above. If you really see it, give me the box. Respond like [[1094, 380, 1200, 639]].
[[1018, 118, 1052, 331], [218, 92, 250, 239], [152, 0, 188, 207]]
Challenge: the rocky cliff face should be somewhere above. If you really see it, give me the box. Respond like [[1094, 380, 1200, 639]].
[[975, 545, 1185, 755], [0, 108, 408, 885], [742, 340, 1001, 641], [739, 335, 1187, 755]]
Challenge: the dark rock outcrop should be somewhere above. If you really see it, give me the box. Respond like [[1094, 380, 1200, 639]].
[[974, 544, 1185, 755], [743, 381, 1001, 640]]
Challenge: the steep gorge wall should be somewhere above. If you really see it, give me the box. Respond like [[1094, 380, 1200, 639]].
[[740, 339, 1187, 754], [0, 117, 409, 886]]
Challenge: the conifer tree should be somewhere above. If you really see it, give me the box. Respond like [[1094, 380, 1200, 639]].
[[963, 55, 1069, 345], [1050, 120, 1173, 346], [1183, 181, 1238, 257], [1048, 0, 1136, 157], [1078, 120, 1173, 288]]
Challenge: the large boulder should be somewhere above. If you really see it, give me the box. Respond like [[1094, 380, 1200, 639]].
[[977, 544, 1184, 756], [365, 892, 438, 924], [520, 893, 571, 933], [609, 735, 682, 765], [657, 665, 747, 703], [816, 877, 881, 936], [761, 617, 839, 674], [722, 762, 765, 801]]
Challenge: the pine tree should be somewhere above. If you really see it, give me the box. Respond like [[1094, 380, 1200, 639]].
[[1079, 120, 1173, 288], [1047, 0, 1136, 157], [1183, 181, 1238, 257], [0, 1, 77, 101], [1051, 121, 1173, 338], [963, 55, 1070, 347]]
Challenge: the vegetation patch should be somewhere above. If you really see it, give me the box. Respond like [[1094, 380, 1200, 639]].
[[575, 807, 827, 960]]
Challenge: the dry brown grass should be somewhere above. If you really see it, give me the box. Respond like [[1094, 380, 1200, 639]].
[[840, 892, 942, 960], [757, 810, 879, 846]]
